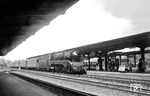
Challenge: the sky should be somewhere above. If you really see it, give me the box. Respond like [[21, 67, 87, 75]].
[[101, 0, 150, 33], [5, 0, 150, 60]]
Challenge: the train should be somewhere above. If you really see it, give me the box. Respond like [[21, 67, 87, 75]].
[[9, 50, 87, 74]]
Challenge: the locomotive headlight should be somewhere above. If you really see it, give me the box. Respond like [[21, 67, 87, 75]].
[[82, 67, 86, 71], [73, 67, 77, 70]]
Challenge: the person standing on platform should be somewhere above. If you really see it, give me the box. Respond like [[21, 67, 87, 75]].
[[115, 59, 119, 71], [128, 61, 132, 72], [98, 58, 103, 71], [112, 61, 115, 71], [138, 58, 146, 73], [108, 59, 111, 71], [125, 61, 129, 72]]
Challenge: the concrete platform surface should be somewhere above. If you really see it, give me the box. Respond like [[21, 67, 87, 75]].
[[0, 72, 57, 96], [87, 71, 150, 81], [12, 70, 135, 96]]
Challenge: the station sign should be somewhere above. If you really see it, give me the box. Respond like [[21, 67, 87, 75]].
[[90, 51, 95, 57]]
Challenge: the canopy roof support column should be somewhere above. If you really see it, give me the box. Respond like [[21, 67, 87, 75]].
[[97, 52, 103, 71], [134, 54, 136, 67], [126, 54, 129, 64], [88, 54, 91, 70], [138, 47, 146, 72], [140, 47, 145, 61], [104, 52, 108, 71], [119, 55, 121, 66]]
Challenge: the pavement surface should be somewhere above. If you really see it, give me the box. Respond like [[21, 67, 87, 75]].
[[12, 70, 135, 96], [87, 71, 150, 81], [0, 72, 57, 96]]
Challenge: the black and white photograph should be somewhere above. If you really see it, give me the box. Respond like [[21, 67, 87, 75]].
[[0, 0, 150, 96]]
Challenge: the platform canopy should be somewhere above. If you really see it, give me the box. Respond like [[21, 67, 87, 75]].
[[0, 0, 78, 56], [72, 32, 150, 55]]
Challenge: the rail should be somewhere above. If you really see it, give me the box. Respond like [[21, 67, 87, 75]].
[[11, 69, 150, 96]]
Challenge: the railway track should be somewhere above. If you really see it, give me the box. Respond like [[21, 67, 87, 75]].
[[76, 74, 150, 93], [75, 75, 150, 95], [11, 69, 150, 96], [11, 73, 95, 96]]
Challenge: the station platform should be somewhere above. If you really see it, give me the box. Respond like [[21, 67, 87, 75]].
[[11, 70, 135, 96], [0, 72, 57, 96], [87, 71, 150, 81]]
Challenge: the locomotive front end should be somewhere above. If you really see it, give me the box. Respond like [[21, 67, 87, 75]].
[[70, 61, 86, 74]]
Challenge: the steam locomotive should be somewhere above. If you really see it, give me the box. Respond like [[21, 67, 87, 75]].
[[9, 50, 86, 74]]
